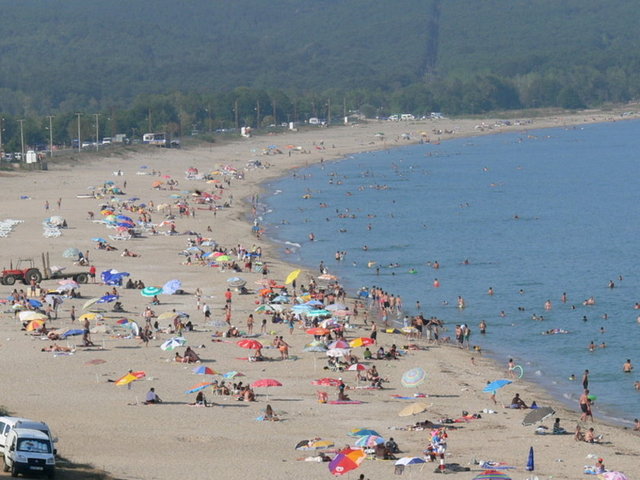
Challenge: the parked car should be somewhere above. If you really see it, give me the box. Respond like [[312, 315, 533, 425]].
[[2, 428, 55, 478], [0, 417, 57, 451]]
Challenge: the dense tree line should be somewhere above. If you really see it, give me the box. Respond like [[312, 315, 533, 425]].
[[2, 0, 640, 150]]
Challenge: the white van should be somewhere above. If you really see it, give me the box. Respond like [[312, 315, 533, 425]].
[[0, 417, 57, 451], [2, 428, 55, 478]]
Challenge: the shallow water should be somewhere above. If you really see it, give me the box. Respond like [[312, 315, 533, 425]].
[[262, 120, 640, 425]]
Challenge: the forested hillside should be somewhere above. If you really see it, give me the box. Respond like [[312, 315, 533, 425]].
[[1, 0, 640, 150]]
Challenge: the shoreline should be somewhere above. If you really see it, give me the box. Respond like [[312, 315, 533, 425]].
[[0, 108, 638, 479]]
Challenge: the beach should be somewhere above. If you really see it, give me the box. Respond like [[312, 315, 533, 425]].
[[1, 109, 639, 480]]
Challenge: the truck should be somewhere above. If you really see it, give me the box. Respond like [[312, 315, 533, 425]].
[[1, 253, 90, 286], [142, 132, 168, 147], [2, 428, 56, 478]]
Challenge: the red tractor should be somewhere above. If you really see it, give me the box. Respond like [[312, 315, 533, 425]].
[[0, 258, 43, 285]]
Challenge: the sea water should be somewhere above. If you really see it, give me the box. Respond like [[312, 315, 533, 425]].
[[261, 120, 640, 425]]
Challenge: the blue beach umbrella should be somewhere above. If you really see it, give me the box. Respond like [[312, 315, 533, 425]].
[[28, 299, 43, 308], [401, 367, 427, 388], [483, 379, 512, 393], [162, 279, 182, 295], [97, 294, 118, 304]]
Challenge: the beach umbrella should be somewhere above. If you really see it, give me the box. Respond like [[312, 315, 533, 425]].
[[227, 277, 246, 288], [91, 237, 108, 243], [306, 327, 330, 336], [291, 304, 312, 312], [306, 309, 331, 317], [193, 366, 218, 375], [398, 402, 430, 417], [483, 379, 512, 392], [251, 378, 282, 388], [115, 370, 145, 386], [26, 319, 46, 331], [320, 319, 341, 329], [312, 378, 342, 386], [328, 447, 365, 476], [349, 428, 380, 437], [214, 255, 231, 262], [285, 269, 301, 285], [160, 337, 187, 351], [116, 318, 130, 325], [304, 343, 328, 353], [18, 311, 47, 322], [255, 304, 281, 313], [79, 312, 100, 322], [473, 470, 512, 480], [222, 371, 244, 379], [162, 279, 182, 295], [522, 406, 555, 426], [141, 286, 163, 297], [354, 435, 384, 447], [305, 299, 325, 307], [97, 294, 118, 304], [601, 473, 629, 480], [60, 329, 84, 339], [251, 378, 282, 401], [395, 457, 426, 466], [328, 340, 350, 349], [82, 297, 102, 311], [271, 295, 290, 304], [237, 339, 263, 350], [401, 367, 427, 388], [347, 363, 367, 372], [157, 311, 179, 322], [63, 247, 81, 258], [185, 382, 214, 394], [349, 337, 374, 348], [27, 299, 43, 308], [326, 348, 351, 358]]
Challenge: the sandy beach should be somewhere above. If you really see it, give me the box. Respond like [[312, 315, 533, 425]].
[[1, 109, 639, 480]]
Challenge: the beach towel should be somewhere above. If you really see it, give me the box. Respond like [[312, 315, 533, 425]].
[[328, 400, 364, 405]]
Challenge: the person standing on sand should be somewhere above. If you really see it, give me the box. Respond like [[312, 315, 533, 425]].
[[370, 322, 378, 344], [247, 314, 254, 334], [70, 305, 76, 323], [579, 389, 593, 422]]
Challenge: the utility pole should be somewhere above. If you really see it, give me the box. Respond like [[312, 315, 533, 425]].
[[327, 98, 331, 126], [76, 113, 82, 152], [234, 100, 239, 130], [0, 117, 4, 156], [94, 113, 100, 151], [47, 115, 54, 157], [18, 119, 25, 160]]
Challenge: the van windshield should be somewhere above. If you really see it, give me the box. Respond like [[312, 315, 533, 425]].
[[17, 439, 51, 454]]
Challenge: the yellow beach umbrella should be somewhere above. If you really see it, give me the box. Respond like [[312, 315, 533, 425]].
[[398, 402, 431, 417], [18, 311, 48, 322], [79, 312, 99, 322], [26, 319, 46, 331], [285, 269, 301, 285]]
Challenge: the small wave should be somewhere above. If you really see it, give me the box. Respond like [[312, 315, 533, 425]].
[[285, 241, 302, 248], [273, 189, 282, 195]]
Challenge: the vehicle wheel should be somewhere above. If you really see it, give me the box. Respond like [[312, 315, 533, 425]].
[[3, 275, 16, 286], [10, 463, 18, 477], [3, 459, 9, 472], [75, 273, 88, 284], [24, 268, 43, 284]]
